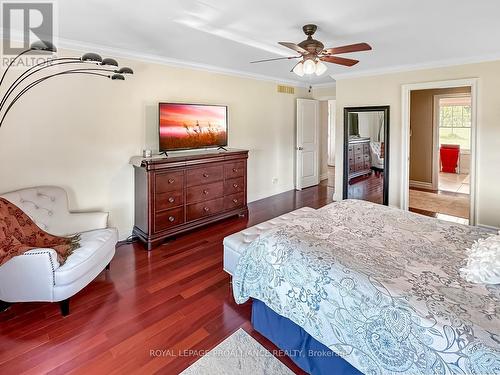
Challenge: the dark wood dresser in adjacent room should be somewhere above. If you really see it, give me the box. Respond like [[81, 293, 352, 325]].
[[133, 149, 248, 250], [348, 137, 371, 181]]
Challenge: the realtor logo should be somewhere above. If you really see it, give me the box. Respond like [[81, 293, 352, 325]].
[[1, 1, 55, 56]]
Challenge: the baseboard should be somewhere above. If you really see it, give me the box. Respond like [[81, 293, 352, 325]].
[[409, 180, 433, 190], [477, 224, 500, 233], [320, 173, 328, 181]]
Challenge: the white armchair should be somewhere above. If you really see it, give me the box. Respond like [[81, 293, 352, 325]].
[[0, 186, 117, 315], [370, 141, 384, 170]]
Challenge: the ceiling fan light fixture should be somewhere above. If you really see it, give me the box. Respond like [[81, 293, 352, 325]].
[[315, 60, 327, 76], [292, 62, 304, 77], [303, 59, 316, 75]]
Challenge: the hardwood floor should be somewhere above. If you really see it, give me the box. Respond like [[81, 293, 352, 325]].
[[348, 171, 383, 204], [0, 181, 333, 375]]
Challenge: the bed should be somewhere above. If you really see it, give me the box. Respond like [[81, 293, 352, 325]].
[[224, 200, 500, 375]]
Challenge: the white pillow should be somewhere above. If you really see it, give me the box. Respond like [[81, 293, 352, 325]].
[[460, 233, 500, 284]]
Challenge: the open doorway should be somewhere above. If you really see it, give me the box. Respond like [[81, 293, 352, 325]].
[[407, 86, 473, 224], [435, 94, 471, 195]]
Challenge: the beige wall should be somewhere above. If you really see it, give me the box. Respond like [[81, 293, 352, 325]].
[[410, 87, 470, 184], [312, 85, 336, 99], [335, 60, 500, 229], [0, 49, 308, 239]]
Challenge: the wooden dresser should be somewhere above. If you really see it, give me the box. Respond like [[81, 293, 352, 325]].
[[133, 149, 248, 250], [348, 138, 371, 180]]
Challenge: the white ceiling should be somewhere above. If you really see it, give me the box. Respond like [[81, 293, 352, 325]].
[[56, 0, 500, 85]]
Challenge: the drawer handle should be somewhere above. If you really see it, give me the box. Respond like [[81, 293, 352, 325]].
[[232, 198, 238, 203], [168, 216, 175, 222], [232, 168, 238, 172], [203, 207, 210, 212], [233, 183, 238, 188], [168, 178, 175, 184], [203, 173, 209, 178], [203, 190, 209, 195], [168, 197, 175, 203]]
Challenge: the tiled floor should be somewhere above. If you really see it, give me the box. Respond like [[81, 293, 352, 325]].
[[409, 188, 469, 219], [439, 172, 470, 194]]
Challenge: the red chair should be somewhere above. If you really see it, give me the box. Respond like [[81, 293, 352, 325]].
[[440, 144, 460, 173]]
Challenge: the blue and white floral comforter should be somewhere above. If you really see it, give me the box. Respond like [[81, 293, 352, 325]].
[[233, 200, 500, 375]]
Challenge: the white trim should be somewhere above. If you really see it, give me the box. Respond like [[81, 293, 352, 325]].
[[432, 95, 440, 190], [320, 173, 328, 181], [1, 32, 309, 87], [331, 53, 500, 80], [409, 180, 433, 190], [327, 100, 336, 166], [401, 78, 478, 225], [477, 224, 500, 233]]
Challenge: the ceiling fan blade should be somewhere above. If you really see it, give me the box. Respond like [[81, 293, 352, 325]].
[[250, 56, 301, 64], [278, 42, 308, 55], [324, 43, 372, 55], [290, 61, 301, 73], [320, 56, 359, 66]]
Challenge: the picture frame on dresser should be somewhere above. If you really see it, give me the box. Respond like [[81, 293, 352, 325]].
[[133, 149, 248, 250]]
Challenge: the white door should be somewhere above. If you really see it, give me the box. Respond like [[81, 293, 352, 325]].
[[296, 99, 320, 190]]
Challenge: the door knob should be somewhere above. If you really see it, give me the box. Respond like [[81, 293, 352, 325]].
[[297, 146, 303, 150]]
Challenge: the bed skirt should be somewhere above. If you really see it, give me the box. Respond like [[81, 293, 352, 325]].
[[251, 299, 362, 375]]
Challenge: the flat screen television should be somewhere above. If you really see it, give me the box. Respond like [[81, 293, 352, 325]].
[[159, 103, 228, 151]]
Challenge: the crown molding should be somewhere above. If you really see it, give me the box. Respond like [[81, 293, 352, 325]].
[[57, 37, 314, 87], [1, 31, 314, 88], [330, 53, 500, 80]]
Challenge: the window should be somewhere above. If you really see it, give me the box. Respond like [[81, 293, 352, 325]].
[[439, 96, 471, 151]]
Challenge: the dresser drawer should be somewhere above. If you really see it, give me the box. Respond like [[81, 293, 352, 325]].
[[156, 190, 183, 211], [186, 181, 223, 204], [363, 143, 370, 153], [224, 177, 244, 195], [187, 165, 224, 187], [155, 207, 185, 232], [187, 198, 224, 221], [224, 162, 245, 179], [354, 144, 363, 154], [156, 171, 184, 193], [355, 161, 365, 171], [224, 193, 245, 211]]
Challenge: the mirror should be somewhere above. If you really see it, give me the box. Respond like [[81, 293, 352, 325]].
[[343, 106, 390, 205]]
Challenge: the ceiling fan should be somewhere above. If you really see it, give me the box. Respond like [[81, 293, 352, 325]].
[[251, 24, 372, 77]]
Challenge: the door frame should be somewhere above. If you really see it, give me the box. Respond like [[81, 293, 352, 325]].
[[401, 78, 478, 224], [327, 100, 336, 166]]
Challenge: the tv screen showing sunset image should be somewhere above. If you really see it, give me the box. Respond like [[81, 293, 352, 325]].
[[159, 103, 228, 151]]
